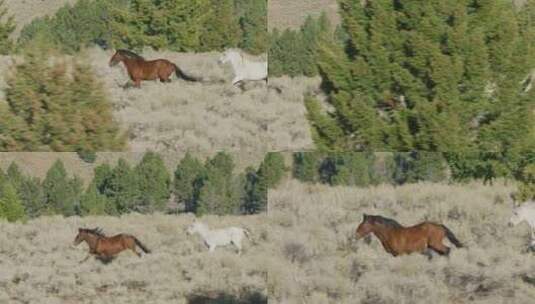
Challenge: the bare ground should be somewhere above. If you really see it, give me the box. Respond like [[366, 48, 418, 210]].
[[268, 179, 535, 304], [0, 213, 267, 303]]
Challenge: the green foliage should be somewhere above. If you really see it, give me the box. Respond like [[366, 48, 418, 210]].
[[258, 152, 286, 188], [320, 152, 376, 186], [80, 181, 112, 216], [18, 0, 125, 54], [242, 167, 266, 214], [269, 13, 330, 77], [0, 0, 15, 54], [307, 0, 535, 153], [197, 152, 243, 215], [17, 0, 267, 54], [77, 151, 97, 163], [134, 151, 170, 212], [392, 152, 448, 184], [199, 0, 241, 51], [42, 160, 83, 216], [100, 158, 140, 214], [235, 0, 268, 54], [293, 152, 324, 183], [0, 181, 26, 222], [173, 152, 206, 213], [0, 49, 125, 151]]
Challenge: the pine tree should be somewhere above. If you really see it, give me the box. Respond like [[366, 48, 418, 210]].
[[134, 151, 170, 213], [0, 49, 125, 151], [257, 152, 286, 188], [197, 152, 242, 215], [242, 167, 266, 214], [200, 0, 241, 51], [307, 0, 534, 153], [236, 0, 268, 54], [0, 0, 14, 54], [42, 160, 82, 216], [293, 152, 323, 183], [102, 158, 140, 214], [80, 181, 113, 216], [173, 152, 206, 213], [0, 182, 26, 222]]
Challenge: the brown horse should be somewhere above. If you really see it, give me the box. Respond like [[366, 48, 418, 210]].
[[355, 214, 463, 258], [74, 228, 150, 263], [109, 49, 199, 88]]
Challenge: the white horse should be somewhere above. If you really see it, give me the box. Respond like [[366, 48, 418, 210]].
[[186, 221, 250, 254], [508, 200, 535, 247], [218, 49, 267, 87]]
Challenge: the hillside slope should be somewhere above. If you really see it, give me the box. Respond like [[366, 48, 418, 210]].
[[269, 180, 535, 303], [0, 213, 267, 303]]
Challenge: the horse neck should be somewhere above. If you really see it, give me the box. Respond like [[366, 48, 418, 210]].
[[229, 55, 244, 69], [195, 225, 210, 238], [370, 224, 394, 246], [83, 234, 100, 250]]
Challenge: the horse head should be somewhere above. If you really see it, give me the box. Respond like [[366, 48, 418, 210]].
[[187, 221, 203, 235], [74, 228, 87, 245], [508, 205, 524, 227], [109, 50, 122, 67], [355, 214, 374, 240]]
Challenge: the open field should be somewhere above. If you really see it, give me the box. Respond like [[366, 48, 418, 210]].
[[0, 47, 295, 162], [268, 179, 535, 304], [268, 0, 340, 30], [0, 213, 267, 303]]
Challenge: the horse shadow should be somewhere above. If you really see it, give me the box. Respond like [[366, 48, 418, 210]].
[[187, 290, 267, 304], [95, 255, 116, 264]]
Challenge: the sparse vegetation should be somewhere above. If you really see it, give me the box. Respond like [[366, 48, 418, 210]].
[[0, 0, 15, 54], [269, 179, 535, 303]]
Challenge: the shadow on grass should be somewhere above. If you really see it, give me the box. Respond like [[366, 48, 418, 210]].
[[187, 290, 267, 304]]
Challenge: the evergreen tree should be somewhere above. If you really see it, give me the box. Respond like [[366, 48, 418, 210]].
[[293, 152, 323, 183], [258, 152, 286, 188], [200, 0, 241, 51], [173, 152, 206, 213], [236, 0, 268, 54], [0, 49, 125, 151], [5, 162, 45, 217], [307, 0, 534, 153], [0, 181, 26, 222], [102, 158, 140, 214], [242, 167, 266, 214], [80, 181, 113, 216], [0, 0, 14, 54], [42, 160, 82, 216], [197, 152, 242, 215], [134, 151, 170, 212]]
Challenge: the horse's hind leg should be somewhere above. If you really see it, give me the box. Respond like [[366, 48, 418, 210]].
[[232, 240, 242, 255], [429, 241, 451, 256]]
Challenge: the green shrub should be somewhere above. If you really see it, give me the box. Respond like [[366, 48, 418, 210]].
[[0, 49, 125, 151], [134, 151, 170, 212], [42, 160, 83, 216], [0, 181, 26, 222], [173, 152, 206, 213], [0, 0, 14, 54]]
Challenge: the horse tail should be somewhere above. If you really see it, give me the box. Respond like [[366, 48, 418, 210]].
[[133, 237, 151, 254], [173, 64, 200, 82], [441, 225, 463, 248]]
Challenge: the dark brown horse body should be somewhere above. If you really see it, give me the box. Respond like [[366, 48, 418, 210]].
[[355, 214, 462, 257], [74, 228, 150, 262], [109, 49, 198, 88]]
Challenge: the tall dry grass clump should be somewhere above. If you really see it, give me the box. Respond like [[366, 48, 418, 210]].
[[0, 213, 267, 303], [268, 179, 535, 304]]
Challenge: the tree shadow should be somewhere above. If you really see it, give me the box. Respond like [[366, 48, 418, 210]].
[[187, 290, 267, 304]]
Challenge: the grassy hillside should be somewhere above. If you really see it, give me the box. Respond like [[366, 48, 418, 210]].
[[2, 0, 75, 37], [268, 0, 339, 30], [269, 180, 535, 303], [0, 213, 267, 303], [0, 47, 287, 162]]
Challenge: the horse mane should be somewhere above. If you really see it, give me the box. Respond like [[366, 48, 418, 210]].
[[369, 215, 403, 228], [84, 227, 106, 237], [117, 49, 144, 60]]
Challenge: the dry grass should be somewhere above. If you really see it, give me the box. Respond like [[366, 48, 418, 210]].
[[0, 47, 290, 164], [0, 213, 267, 303], [268, 179, 535, 304], [268, 0, 340, 30], [2, 0, 76, 38]]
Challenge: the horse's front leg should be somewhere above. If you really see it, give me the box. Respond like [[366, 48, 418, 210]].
[[79, 253, 92, 263], [232, 76, 243, 86]]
